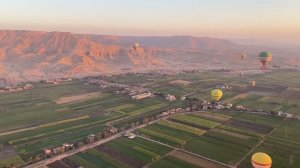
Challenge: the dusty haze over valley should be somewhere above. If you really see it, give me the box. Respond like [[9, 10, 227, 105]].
[[0, 30, 299, 86]]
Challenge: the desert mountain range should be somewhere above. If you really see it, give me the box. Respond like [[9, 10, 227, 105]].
[[0, 30, 298, 86]]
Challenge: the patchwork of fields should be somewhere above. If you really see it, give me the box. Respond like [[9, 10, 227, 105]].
[[0, 81, 177, 167], [0, 70, 299, 168], [136, 111, 299, 168], [44, 110, 300, 168], [48, 137, 173, 168]]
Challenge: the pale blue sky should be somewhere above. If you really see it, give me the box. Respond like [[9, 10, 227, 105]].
[[0, 0, 299, 43]]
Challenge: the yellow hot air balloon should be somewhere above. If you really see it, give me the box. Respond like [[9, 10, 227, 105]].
[[211, 89, 223, 101], [251, 152, 272, 168], [249, 81, 256, 87]]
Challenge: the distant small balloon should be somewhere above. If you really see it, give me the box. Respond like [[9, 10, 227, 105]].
[[133, 43, 140, 50], [249, 81, 256, 87], [241, 53, 246, 60]]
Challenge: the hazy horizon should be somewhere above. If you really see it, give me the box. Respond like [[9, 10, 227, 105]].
[[0, 0, 300, 47]]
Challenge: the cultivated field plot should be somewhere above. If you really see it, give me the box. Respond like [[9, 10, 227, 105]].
[[222, 111, 300, 141], [270, 118, 300, 143], [193, 112, 231, 123], [223, 93, 258, 104], [138, 122, 199, 147], [49, 137, 173, 168], [183, 126, 260, 165], [99, 97, 174, 117], [152, 85, 189, 97], [222, 112, 281, 127], [238, 137, 300, 168], [169, 80, 192, 85], [258, 96, 286, 104], [158, 120, 206, 135], [32, 81, 103, 100], [150, 155, 201, 168], [286, 87, 300, 92], [137, 112, 276, 167], [0, 81, 140, 165], [0, 145, 24, 168], [1, 70, 300, 168], [166, 150, 228, 168], [224, 90, 300, 113], [105, 74, 153, 85], [252, 70, 300, 87], [54, 92, 104, 104], [47, 158, 79, 168], [226, 119, 274, 135], [6, 112, 125, 162], [0, 81, 103, 132], [127, 103, 169, 116], [169, 114, 221, 130]]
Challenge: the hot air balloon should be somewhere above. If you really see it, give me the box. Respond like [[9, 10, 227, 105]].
[[211, 89, 223, 101], [241, 53, 246, 60], [249, 81, 256, 87], [239, 71, 244, 77], [133, 43, 140, 50], [259, 52, 272, 70], [251, 152, 272, 168]]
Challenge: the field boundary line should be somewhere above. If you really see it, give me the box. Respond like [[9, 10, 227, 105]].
[[234, 128, 276, 167], [268, 136, 300, 145], [142, 150, 175, 168], [0, 115, 90, 137], [137, 135, 233, 168]]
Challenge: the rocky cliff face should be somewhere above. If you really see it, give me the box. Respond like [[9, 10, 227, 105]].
[[0, 30, 297, 85]]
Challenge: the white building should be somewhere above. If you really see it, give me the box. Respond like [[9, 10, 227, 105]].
[[165, 94, 177, 101], [132, 92, 152, 100], [283, 113, 294, 118], [215, 104, 224, 110]]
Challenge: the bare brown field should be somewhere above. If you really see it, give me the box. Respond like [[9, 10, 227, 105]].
[[170, 150, 228, 168], [169, 80, 192, 85], [223, 93, 249, 103], [286, 87, 300, 92], [54, 92, 102, 104]]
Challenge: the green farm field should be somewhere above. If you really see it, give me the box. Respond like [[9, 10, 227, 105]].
[[64, 137, 173, 168], [0, 80, 177, 166], [0, 70, 299, 167]]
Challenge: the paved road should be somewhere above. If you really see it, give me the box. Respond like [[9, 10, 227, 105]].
[[24, 111, 202, 168], [24, 123, 150, 168]]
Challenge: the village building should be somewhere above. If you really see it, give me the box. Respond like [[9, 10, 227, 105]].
[[165, 94, 177, 101], [132, 92, 152, 100]]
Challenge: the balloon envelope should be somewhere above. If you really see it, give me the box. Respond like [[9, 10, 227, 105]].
[[259, 52, 272, 66], [133, 43, 140, 49], [251, 152, 272, 168], [249, 81, 256, 87], [241, 53, 246, 59], [211, 89, 223, 101]]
